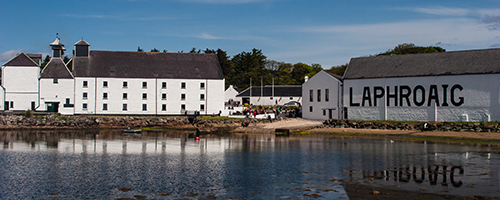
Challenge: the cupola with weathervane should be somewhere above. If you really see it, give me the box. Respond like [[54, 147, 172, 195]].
[[50, 34, 66, 58], [74, 38, 90, 57]]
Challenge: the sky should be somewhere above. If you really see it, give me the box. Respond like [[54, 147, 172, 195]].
[[1, 0, 500, 68]]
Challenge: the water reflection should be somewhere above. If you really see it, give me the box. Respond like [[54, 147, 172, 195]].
[[0, 130, 499, 199]]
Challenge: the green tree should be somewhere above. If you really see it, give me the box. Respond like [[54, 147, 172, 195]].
[[41, 55, 51, 69], [137, 46, 143, 52], [380, 43, 446, 55], [151, 48, 159, 52], [325, 63, 348, 76]]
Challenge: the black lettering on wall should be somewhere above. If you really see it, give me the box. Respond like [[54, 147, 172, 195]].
[[386, 86, 398, 107], [442, 84, 449, 106], [373, 86, 385, 106], [427, 85, 440, 106], [349, 87, 360, 106], [451, 84, 464, 106], [362, 87, 372, 106], [413, 85, 426, 106], [399, 85, 412, 106]]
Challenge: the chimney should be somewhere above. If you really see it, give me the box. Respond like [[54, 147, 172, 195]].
[[304, 75, 309, 83], [74, 38, 90, 57]]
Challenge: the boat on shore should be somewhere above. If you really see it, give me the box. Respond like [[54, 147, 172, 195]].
[[124, 128, 142, 134]]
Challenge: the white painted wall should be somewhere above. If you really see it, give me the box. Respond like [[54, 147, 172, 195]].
[[343, 74, 500, 122], [302, 71, 342, 120], [249, 95, 301, 106], [224, 85, 241, 105], [39, 78, 75, 115], [73, 77, 225, 115], [1, 66, 39, 111]]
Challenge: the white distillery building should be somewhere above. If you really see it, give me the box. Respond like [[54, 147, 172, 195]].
[[236, 85, 302, 106], [343, 48, 500, 122], [302, 71, 343, 120], [1, 53, 41, 111], [2, 38, 225, 115]]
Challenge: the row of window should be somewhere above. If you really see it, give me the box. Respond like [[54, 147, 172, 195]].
[[309, 89, 329, 102], [82, 93, 205, 101], [82, 103, 205, 111], [76, 80, 206, 89]]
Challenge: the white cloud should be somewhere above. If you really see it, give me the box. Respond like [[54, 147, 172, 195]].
[[176, 0, 275, 4], [412, 7, 471, 16], [0, 49, 23, 63], [197, 33, 224, 40]]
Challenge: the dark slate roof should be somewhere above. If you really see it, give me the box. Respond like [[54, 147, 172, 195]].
[[3, 53, 39, 67], [75, 39, 90, 46], [73, 51, 224, 79], [237, 85, 302, 97], [344, 48, 500, 79], [325, 71, 343, 81], [41, 58, 73, 79]]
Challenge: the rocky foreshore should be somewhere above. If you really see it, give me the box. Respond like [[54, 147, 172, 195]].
[[321, 119, 500, 132], [0, 114, 265, 132]]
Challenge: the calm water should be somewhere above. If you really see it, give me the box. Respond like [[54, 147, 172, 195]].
[[0, 130, 499, 199]]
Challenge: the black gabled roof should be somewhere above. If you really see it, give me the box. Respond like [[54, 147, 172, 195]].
[[3, 52, 39, 67], [73, 51, 224, 79], [40, 58, 73, 79], [344, 48, 500, 79], [237, 85, 302, 97], [324, 71, 343, 81]]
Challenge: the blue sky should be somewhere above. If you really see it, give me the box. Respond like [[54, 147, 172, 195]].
[[1, 0, 500, 68]]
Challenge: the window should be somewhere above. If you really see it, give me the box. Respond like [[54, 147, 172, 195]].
[[123, 93, 127, 100], [142, 104, 147, 111], [142, 93, 147, 100], [325, 89, 329, 102], [10, 101, 13, 108], [181, 94, 186, 101], [83, 92, 88, 99], [123, 81, 128, 88], [103, 81, 108, 88], [323, 110, 326, 116], [103, 93, 108, 100], [200, 82, 205, 89], [65, 98, 70, 104], [270, 97, 273, 100], [142, 82, 147, 88], [181, 104, 186, 111], [162, 93, 167, 100], [83, 81, 88, 88], [122, 104, 127, 111], [200, 104, 205, 111], [200, 94, 205, 101], [162, 104, 167, 111], [309, 90, 313, 102], [162, 82, 167, 89], [181, 82, 186, 89], [83, 103, 88, 110], [309, 106, 313, 112], [290, 97, 293, 100], [103, 103, 108, 111], [317, 89, 321, 102], [53, 78, 58, 84]]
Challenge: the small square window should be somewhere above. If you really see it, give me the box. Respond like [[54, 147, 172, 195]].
[[83, 103, 88, 110], [200, 94, 205, 101], [162, 93, 167, 100], [9, 101, 13, 108], [83, 92, 88, 99], [123, 93, 128, 100], [103, 93, 108, 100], [309, 106, 313, 112], [162, 104, 167, 111], [103, 81, 108, 88], [123, 81, 128, 88], [103, 103, 108, 111], [142, 93, 147, 100], [53, 78, 58, 84], [270, 97, 273, 100], [290, 97, 293, 100], [181, 82, 186, 89], [323, 110, 326, 116], [309, 90, 313, 102], [162, 82, 167, 89], [181, 104, 186, 111], [142, 104, 147, 111], [142, 82, 147, 88], [122, 104, 127, 111], [200, 104, 205, 111], [325, 89, 329, 102], [181, 94, 186, 101], [83, 81, 88, 88], [200, 82, 205, 89], [65, 98, 70, 104], [317, 89, 321, 102]]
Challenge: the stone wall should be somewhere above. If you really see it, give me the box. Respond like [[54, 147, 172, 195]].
[[322, 119, 500, 132]]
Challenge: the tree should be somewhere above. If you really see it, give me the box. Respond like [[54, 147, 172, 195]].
[[41, 55, 51, 69], [137, 46, 143, 52], [380, 43, 446, 55], [325, 63, 348, 76], [151, 48, 159, 52]]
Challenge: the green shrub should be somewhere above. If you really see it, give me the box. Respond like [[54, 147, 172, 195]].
[[23, 110, 33, 118]]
